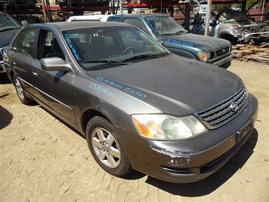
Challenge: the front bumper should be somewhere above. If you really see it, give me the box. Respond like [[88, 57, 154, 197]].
[[148, 116, 255, 183], [211, 54, 232, 69], [119, 94, 258, 183]]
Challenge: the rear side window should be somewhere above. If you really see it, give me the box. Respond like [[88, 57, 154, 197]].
[[13, 28, 36, 57]]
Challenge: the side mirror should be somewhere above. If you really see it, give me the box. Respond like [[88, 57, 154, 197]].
[[41, 57, 72, 72], [21, 20, 28, 27]]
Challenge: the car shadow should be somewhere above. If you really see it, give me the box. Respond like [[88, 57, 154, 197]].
[[39, 105, 85, 138], [0, 73, 11, 84], [0, 105, 13, 130], [145, 129, 258, 196]]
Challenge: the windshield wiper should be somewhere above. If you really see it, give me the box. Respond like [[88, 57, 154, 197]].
[[123, 53, 167, 62], [84, 59, 129, 67], [160, 31, 186, 36]]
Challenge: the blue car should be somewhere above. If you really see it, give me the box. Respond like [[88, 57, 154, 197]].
[[0, 11, 27, 73]]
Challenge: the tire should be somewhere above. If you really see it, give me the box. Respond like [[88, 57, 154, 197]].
[[221, 34, 237, 45], [13, 74, 33, 105], [86, 116, 132, 177]]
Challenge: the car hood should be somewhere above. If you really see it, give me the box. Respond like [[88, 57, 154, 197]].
[[0, 28, 19, 48], [159, 33, 230, 51], [87, 55, 242, 116]]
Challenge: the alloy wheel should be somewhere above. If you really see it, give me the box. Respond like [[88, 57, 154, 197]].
[[91, 127, 121, 168]]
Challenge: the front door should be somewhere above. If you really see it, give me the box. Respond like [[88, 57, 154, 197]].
[[34, 29, 77, 126]]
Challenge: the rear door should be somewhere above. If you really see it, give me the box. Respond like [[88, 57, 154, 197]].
[[9, 27, 39, 97]]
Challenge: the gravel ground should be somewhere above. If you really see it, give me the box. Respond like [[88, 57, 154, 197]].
[[0, 60, 268, 202]]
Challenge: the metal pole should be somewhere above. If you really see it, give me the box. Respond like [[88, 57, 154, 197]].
[[242, 0, 247, 13], [120, 0, 123, 14], [184, 0, 190, 31], [204, 0, 212, 36]]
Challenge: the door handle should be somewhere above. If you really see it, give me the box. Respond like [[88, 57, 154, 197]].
[[33, 71, 38, 76]]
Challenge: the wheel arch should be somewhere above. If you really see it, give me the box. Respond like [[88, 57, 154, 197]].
[[81, 109, 111, 136]]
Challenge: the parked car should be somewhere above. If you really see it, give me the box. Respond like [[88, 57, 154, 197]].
[[0, 11, 27, 73], [107, 14, 232, 69], [191, 8, 269, 45], [0, 11, 21, 73], [3, 21, 258, 183]]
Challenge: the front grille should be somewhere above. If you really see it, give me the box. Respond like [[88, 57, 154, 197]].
[[215, 46, 230, 57], [195, 87, 248, 129]]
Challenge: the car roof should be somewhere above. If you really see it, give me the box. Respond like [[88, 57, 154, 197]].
[[67, 15, 112, 22], [112, 13, 170, 18], [27, 21, 132, 31]]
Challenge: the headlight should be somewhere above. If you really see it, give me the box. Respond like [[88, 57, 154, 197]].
[[132, 114, 207, 140], [197, 52, 210, 62]]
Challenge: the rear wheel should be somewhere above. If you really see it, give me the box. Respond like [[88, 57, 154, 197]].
[[13, 74, 33, 105], [86, 116, 132, 177]]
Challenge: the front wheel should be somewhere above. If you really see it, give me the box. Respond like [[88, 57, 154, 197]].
[[221, 34, 238, 45], [86, 116, 132, 177], [13, 74, 33, 105]]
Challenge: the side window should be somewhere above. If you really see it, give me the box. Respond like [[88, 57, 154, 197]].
[[39, 30, 64, 59], [13, 28, 36, 57], [124, 19, 150, 35]]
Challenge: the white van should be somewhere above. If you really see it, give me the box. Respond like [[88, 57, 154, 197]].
[[67, 15, 111, 22]]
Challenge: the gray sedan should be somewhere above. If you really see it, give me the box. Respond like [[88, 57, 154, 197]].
[[3, 21, 258, 183]]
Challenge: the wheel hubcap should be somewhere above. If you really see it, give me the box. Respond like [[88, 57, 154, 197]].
[[91, 127, 121, 168], [15, 78, 25, 100]]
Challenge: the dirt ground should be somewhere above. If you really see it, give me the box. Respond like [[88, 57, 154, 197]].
[[0, 60, 268, 202]]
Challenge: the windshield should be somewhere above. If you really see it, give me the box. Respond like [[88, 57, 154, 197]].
[[218, 10, 250, 24], [145, 16, 186, 36], [62, 26, 169, 70], [0, 13, 21, 32]]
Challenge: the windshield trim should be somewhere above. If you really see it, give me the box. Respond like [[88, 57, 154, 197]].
[[0, 13, 21, 32]]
